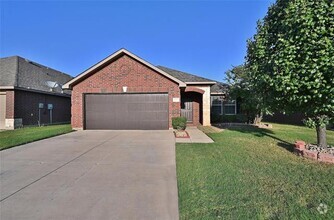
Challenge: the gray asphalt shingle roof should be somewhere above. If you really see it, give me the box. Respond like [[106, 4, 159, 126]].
[[157, 65, 227, 94], [156, 65, 216, 83], [0, 56, 72, 95], [210, 82, 229, 94]]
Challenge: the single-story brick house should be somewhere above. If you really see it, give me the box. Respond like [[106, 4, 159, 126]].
[[63, 48, 237, 130], [0, 56, 73, 129]]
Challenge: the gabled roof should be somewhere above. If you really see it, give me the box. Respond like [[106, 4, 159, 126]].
[[63, 49, 187, 89], [156, 66, 216, 85], [0, 56, 72, 95]]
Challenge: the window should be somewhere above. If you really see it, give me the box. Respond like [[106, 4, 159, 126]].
[[212, 106, 222, 115], [211, 97, 237, 115], [223, 100, 237, 115], [211, 96, 223, 115]]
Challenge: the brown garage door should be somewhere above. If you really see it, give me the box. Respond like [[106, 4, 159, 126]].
[[84, 93, 169, 130]]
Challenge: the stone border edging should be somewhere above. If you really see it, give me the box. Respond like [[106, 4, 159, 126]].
[[294, 141, 334, 163]]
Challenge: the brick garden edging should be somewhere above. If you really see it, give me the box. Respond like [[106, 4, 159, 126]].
[[294, 141, 334, 163]]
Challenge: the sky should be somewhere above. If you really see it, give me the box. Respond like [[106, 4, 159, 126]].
[[0, 0, 274, 82]]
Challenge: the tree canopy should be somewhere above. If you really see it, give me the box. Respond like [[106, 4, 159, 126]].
[[225, 65, 265, 123], [246, 0, 334, 147]]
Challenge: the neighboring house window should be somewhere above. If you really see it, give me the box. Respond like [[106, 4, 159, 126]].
[[223, 100, 237, 115], [211, 96, 223, 115]]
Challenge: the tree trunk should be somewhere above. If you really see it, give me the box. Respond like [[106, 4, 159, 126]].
[[254, 111, 263, 124], [316, 125, 327, 149]]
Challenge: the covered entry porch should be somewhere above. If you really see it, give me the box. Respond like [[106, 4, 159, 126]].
[[180, 86, 211, 126]]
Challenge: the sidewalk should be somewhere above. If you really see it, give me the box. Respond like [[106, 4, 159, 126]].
[[175, 126, 214, 143]]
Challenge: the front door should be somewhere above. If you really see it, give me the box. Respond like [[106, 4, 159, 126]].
[[181, 98, 193, 122]]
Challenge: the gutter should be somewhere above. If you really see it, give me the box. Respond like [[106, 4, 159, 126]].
[[0, 86, 71, 97], [185, 81, 216, 85]]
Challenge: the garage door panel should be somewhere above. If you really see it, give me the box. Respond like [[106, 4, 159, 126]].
[[85, 93, 168, 130]]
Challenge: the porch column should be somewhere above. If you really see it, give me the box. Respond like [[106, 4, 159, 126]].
[[201, 86, 211, 126]]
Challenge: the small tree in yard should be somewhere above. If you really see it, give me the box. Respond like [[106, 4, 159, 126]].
[[246, 0, 334, 148], [225, 65, 268, 124]]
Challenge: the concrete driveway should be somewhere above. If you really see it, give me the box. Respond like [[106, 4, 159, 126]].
[[0, 130, 179, 220]]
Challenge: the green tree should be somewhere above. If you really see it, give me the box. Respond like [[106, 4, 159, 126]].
[[225, 65, 267, 124], [246, 0, 334, 148]]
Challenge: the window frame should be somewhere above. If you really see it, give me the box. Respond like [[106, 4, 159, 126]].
[[223, 100, 237, 115], [211, 96, 223, 115]]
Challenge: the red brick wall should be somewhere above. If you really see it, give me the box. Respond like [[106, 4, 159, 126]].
[[5, 90, 15, 119], [192, 94, 202, 125], [71, 54, 180, 129], [14, 90, 71, 125]]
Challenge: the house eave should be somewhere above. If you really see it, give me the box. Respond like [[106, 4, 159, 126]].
[[185, 81, 216, 85], [210, 92, 226, 95], [0, 86, 15, 90], [0, 86, 71, 97]]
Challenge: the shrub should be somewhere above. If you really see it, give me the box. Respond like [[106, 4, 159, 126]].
[[211, 113, 223, 123], [172, 117, 187, 130], [223, 115, 237, 122], [236, 114, 248, 123], [328, 118, 334, 130]]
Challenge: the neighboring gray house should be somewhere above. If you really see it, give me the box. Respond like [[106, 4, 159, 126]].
[[0, 56, 73, 129]]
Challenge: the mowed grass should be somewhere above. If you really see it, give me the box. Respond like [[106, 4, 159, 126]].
[[176, 123, 334, 219], [0, 124, 72, 150]]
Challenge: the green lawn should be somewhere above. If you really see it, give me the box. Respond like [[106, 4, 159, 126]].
[[0, 124, 73, 150], [176, 123, 334, 219]]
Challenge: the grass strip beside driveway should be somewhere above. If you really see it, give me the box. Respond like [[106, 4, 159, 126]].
[[176, 123, 334, 219], [0, 124, 72, 150]]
